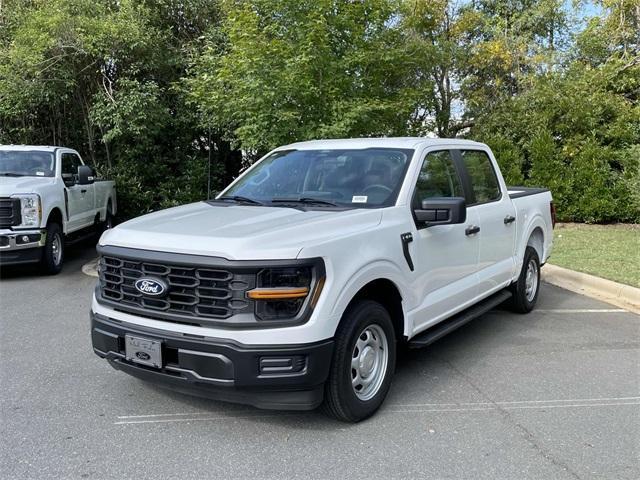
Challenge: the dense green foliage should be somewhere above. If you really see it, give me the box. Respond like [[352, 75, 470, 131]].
[[1, 0, 638, 221]]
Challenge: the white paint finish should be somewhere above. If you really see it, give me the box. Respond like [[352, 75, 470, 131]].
[[94, 137, 554, 346], [0, 145, 116, 235], [100, 202, 382, 260], [408, 209, 481, 333]]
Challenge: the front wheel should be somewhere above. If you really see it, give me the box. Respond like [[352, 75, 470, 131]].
[[508, 246, 541, 313], [41, 222, 64, 275], [97, 204, 114, 237], [322, 300, 396, 422]]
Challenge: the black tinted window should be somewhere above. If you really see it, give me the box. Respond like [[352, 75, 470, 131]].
[[413, 150, 464, 207], [460, 150, 500, 204], [61, 153, 82, 179]]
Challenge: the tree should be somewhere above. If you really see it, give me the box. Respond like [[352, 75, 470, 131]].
[[187, 0, 421, 152], [0, 0, 242, 219]]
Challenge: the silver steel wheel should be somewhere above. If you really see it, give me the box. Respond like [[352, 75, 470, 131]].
[[51, 233, 62, 266], [524, 258, 539, 302], [351, 324, 389, 401]]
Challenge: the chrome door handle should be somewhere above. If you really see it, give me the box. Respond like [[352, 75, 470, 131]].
[[465, 225, 480, 236], [504, 215, 516, 224]]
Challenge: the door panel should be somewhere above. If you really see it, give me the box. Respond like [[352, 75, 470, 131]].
[[409, 150, 480, 335], [458, 149, 516, 295], [61, 152, 94, 231]]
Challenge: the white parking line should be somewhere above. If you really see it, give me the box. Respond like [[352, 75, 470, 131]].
[[535, 308, 628, 313], [114, 396, 640, 425], [118, 411, 228, 419], [385, 402, 640, 414], [390, 395, 640, 408]]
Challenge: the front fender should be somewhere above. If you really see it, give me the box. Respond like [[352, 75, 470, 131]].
[[327, 259, 412, 337]]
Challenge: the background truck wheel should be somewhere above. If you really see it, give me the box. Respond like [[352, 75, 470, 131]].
[[508, 246, 541, 313], [41, 222, 64, 275], [97, 203, 114, 237], [322, 300, 396, 422]]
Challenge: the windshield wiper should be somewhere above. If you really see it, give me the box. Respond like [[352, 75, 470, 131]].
[[271, 197, 339, 207], [216, 195, 265, 205], [0, 172, 23, 177]]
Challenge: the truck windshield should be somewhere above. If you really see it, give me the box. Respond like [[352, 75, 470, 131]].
[[0, 151, 55, 178], [221, 148, 413, 208]]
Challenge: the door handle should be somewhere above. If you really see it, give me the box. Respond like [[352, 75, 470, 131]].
[[504, 215, 516, 224], [80, 189, 87, 193], [465, 225, 480, 236]]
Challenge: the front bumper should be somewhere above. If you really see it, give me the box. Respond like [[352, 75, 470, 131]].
[[91, 312, 334, 410], [0, 229, 45, 265]]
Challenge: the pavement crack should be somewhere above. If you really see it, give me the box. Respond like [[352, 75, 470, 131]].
[[431, 353, 584, 480]]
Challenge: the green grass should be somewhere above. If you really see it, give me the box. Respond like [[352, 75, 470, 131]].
[[550, 223, 640, 287]]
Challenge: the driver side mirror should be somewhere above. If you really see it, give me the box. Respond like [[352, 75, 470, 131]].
[[414, 197, 466, 227], [77, 165, 94, 185]]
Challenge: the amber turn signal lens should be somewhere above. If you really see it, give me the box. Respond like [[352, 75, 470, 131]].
[[247, 287, 309, 300]]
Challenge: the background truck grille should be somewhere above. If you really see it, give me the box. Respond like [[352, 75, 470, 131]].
[[0, 198, 20, 228], [98, 255, 256, 323]]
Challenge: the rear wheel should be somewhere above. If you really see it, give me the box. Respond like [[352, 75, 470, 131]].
[[41, 222, 64, 275], [322, 300, 396, 422], [508, 246, 540, 313]]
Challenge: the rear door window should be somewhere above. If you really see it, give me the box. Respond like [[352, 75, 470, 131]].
[[459, 150, 501, 204]]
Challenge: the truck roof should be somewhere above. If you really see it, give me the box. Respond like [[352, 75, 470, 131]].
[[280, 137, 485, 150], [0, 145, 61, 152]]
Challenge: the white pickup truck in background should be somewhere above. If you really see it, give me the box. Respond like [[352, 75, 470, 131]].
[[0, 145, 116, 274], [91, 138, 553, 422]]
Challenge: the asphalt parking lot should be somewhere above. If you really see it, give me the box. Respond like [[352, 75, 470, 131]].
[[1, 243, 638, 480]]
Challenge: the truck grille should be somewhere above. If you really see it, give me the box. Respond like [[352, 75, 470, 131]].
[[0, 198, 20, 228], [98, 255, 256, 324]]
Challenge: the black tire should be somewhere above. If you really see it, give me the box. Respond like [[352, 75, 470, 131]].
[[41, 222, 64, 275], [508, 246, 541, 313], [322, 300, 396, 422]]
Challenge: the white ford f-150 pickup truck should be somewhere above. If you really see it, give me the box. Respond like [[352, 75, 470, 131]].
[[0, 145, 116, 274], [91, 138, 554, 422]]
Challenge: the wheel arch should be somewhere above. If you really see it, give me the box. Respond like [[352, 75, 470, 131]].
[[334, 277, 406, 342], [527, 226, 545, 261], [45, 207, 64, 228]]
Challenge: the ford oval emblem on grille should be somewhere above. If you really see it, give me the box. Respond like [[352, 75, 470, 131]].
[[134, 278, 168, 297]]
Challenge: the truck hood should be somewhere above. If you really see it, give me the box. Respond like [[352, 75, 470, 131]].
[[100, 201, 382, 260], [0, 176, 56, 196]]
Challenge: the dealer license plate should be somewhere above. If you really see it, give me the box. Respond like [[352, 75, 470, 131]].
[[125, 334, 162, 368]]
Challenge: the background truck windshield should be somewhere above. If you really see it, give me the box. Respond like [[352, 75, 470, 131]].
[[0, 151, 55, 177], [224, 148, 413, 208]]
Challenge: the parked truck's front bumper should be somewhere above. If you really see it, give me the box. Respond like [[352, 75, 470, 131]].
[[91, 312, 334, 410], [0, 229, 45, 265]]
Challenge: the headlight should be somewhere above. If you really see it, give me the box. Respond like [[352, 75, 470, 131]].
[[247, 263, 325, 321], [11, 194, 41, 228]]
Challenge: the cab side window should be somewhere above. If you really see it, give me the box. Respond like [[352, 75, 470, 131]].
[[460, 150, 501, 204], [61, 153, 82, 184], [413, 150, 464, 208]]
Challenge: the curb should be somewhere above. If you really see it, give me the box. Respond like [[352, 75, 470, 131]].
[[542, 264, 640, 314], [82, 258, 99, 278]]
